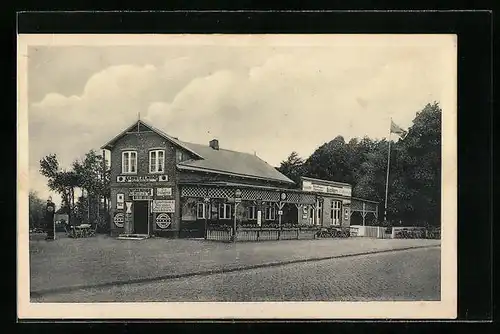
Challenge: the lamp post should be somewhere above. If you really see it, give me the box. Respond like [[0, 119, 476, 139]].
[[233, 189, 242, 242]]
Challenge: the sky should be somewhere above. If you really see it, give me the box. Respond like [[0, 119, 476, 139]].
[[23, 34, 456, 206]]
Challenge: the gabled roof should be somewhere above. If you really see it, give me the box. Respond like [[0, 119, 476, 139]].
[[100, 120, 203, 159], [100, 119, 294, 185]]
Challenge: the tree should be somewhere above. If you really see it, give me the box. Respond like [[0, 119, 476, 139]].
[[29, 191, 45, 229], [390, 102, 442, 226], [39, 154, 81, 224], [277, 151, 306, 184]]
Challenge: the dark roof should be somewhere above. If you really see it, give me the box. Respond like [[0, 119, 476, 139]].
[[179, 181, 309, 193], [101, 120, 294, 185], [177, 141, 294, 184]]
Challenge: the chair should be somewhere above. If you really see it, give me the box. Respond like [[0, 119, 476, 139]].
[[87, 224, 98, 237]]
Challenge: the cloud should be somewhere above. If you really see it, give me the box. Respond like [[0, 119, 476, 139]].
[[28, 43, 453, 203]]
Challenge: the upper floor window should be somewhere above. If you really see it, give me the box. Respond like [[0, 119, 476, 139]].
[[122, 151, 137, 174], [149, 150, 165, 173]]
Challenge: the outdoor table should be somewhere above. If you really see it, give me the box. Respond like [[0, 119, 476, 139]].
[[73, 224, 92, 238]]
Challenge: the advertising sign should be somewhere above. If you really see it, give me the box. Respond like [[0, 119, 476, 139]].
[[156, 213, 172, 229], [113, 213, 124, 228], [278, 210, 283, 216], [117, 175, 168, 183], [302, 180, 352, 197], [129, 188, 153, 197], [257, 210, 262, 226], [156, 187, 172, 197], [117, 202, 124, 210], [152, 199, 175, 213], [125, 202, 133, 214]]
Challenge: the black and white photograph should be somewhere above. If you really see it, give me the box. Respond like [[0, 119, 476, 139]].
[[17, 34, 457, 319]]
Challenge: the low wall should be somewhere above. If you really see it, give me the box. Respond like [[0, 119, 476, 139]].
[[392, 226, 440, 239], [205, 227, 319, 242]]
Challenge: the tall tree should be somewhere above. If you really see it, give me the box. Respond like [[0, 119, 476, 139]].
[[277, 151, 306, 184], [39, 154, 80, 224]]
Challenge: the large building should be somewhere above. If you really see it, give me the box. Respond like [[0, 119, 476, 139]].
[[101, 120, 377, 238]]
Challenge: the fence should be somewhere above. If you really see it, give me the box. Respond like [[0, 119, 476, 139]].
[[350, 225, 392, 239], [392, 226, 440, 239], [205, 227, 319, 242], [206, 228, 233, 242]]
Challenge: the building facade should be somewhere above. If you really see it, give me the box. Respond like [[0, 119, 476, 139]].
[[101, 120, 376, 238]]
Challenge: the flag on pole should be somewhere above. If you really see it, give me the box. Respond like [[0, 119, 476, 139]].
[[390, 120, 407, 138]]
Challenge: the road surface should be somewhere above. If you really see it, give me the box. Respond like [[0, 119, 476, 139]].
[[32, 246, 440, 302]]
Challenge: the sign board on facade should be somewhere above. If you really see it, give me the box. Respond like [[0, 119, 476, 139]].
[[152, 199, 175, 213], [117, 175, 168, 183], [278, 210, 283, 216], [234, 198, 242, 203], [129, 188, 153, 197], [117, 202, 124, 210], [113, 213, 124, 228], [156, 187, 172, 197], [302, 180, 352, 197], [344, 208, 350, 220], [156, 213, 172, 229], [117, 193, 124, 203], [125, 202, 133, 214], [257, 210, 262, 226]]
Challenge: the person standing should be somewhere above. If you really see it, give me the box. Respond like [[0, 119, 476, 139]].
[[44, 197, 56, 240]]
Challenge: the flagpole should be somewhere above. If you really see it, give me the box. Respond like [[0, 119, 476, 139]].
[[384, 118, 392, 223]]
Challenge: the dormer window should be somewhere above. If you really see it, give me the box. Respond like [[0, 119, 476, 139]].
[[149, 150, 165, 173], [122, 151, 137, 174]]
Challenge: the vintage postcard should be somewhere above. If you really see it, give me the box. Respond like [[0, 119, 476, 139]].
[[17, 34, 457, 319]]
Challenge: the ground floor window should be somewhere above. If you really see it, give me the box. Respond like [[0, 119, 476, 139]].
[[197, 203, 207, 219], [265, 202, 276, 220], [247, 205, 257, 220], [331, 200, 342, 225], [219, 203, 232, 220]]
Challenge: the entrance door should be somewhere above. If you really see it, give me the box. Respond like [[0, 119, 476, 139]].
[[133, 201, 149, 235]]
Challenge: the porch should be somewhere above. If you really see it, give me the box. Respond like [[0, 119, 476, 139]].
[[179, 182, 320, 240]]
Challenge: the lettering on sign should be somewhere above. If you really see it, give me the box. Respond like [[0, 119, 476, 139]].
[[257, 211, 262, 226], [302, 181, 352, 197], [117, 175, 168, 183], [117, 202, 124, 210], [156, 213, 172, 229], [156, 187, 172, 197], [113, 213, 124, 228], [152, 200, 175, 213], [129, 188, 153, 197]]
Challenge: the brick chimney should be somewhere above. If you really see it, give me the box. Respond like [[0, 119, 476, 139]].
[[209, 139, 219, 150]]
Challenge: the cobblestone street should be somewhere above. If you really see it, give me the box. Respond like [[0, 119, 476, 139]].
[[32, 246, 440, 302]]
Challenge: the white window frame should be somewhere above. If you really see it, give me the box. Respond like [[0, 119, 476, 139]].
[[317, 201, 323, 222], [247, 206, 257, 220], [149, 149, 165, 173], [197, 203, 206, 219], [264, 202, 276, 221], [331, 200, 342, 226], [219, 203, 232, 220], [121, 151, 137, 174]]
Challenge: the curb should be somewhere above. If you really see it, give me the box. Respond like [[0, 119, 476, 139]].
[[30, 244, 440, 298]]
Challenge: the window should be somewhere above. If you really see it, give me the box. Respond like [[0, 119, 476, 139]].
[[122, 151, 137, 174], [219, 203, 232, 220], [331, 200, 342, 225], [247, 206, 257, 220], [264, 202, 276, 220], [197, 203, 206, 219], [317, 201, 323, 222], [149, 150, 165, 173], [176, 150, 186, 163]]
